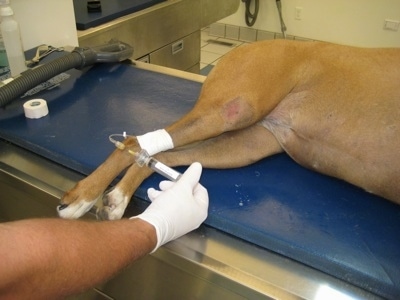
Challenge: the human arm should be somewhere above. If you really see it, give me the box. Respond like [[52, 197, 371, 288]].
[[0, 162, 208, 299], [0, 217, 156, 299]]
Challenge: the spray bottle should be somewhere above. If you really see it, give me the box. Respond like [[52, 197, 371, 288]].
[[0, 0, 26, 77], [0, 28, 9, 81], [0, 0, 9, 80]]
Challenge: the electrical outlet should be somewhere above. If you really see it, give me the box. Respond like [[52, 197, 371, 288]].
[[295, 7, 303, 20], [384, 19, 400, 31]]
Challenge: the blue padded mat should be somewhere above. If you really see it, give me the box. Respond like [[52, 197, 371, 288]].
[[0, 62, 399, 299], [73, 0, 166, 30]]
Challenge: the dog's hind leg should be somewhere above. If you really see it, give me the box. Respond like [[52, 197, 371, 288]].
[[58, 136, 141, 219], [98, 123, 282, 220], [164, 43, 299, 149], [97, 162, 153, 220], [164, 123, 283, 169], [59, 41, 300, 219]]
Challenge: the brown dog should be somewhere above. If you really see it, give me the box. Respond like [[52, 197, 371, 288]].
[[58, 40, 400, 220]]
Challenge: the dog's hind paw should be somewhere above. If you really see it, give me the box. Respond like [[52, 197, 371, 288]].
[[57, 199, 97, 219], [96, 187, 130, 220]]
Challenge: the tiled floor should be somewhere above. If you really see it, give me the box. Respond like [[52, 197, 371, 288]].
[[200, 27, 250, 76]]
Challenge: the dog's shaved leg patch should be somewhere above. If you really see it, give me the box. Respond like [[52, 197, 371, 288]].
[[221, 97, 255, 130], [137, 129, 174, 156]]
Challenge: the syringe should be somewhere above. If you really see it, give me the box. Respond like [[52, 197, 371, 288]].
[[129, 149, 182, 182], [108, 132, 181, 181]]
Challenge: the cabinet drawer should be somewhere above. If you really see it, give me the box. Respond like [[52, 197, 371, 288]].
[[150, 31, 200, 71]]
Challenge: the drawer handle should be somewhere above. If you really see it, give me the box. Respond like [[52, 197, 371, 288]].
[[171, 40, 184, 55]]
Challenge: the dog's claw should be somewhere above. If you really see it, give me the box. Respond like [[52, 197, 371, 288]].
[[96, 207, 109, 220], [57, 204, 69, 211]]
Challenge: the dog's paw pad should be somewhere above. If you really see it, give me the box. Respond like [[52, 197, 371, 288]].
[[96, 205, 125, 220], [96, 187, 129, 220]]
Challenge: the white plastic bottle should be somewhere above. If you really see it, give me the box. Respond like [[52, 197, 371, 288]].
[[0, 31, 10, 80], [0, 0, 26, 77]]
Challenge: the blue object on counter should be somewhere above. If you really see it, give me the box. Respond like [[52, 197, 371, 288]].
[[0, 62, 399, 299], [73, 0, 166, 30]]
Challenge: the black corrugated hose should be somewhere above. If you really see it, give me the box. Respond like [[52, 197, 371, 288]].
[[242, 0, 259, 27], [0, 40, 133, 108]]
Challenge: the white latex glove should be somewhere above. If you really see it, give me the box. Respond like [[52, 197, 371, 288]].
[[134, 162, 208, 252]]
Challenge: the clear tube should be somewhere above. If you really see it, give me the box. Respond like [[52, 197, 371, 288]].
[[130, 149, 182, 182]]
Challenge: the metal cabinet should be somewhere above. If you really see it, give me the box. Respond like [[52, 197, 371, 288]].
[[148, 31, 200, 72], [77, 0, 239, 73]]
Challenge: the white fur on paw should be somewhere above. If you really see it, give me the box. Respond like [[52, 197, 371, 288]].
[[98, 187, 129, 220], [57, 199, 97, 219]]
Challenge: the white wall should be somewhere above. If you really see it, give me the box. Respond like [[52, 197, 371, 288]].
[[220, 0, 400, 47], [9, 0, 78, 50]]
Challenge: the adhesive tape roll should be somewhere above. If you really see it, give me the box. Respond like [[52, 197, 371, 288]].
[[23, 99, 49, 119]]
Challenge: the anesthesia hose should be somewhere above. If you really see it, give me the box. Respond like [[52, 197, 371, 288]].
[[0, 40, 133, 108]]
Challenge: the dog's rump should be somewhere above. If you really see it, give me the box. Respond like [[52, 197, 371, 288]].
[[0, 62, 399, 299]]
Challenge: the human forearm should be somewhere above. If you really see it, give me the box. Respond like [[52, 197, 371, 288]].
[[0, 162, 208, 299], [0, 218, 156, 299]]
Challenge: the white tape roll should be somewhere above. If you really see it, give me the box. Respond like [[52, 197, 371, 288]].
[[23, 99, 49, 119]]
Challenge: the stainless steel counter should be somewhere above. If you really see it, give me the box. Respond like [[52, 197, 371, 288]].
[[77, 0, 240, 73], [0, 63, 382, 300]]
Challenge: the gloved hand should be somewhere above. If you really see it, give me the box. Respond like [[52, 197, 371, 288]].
[[133, 162, 209, 252]]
